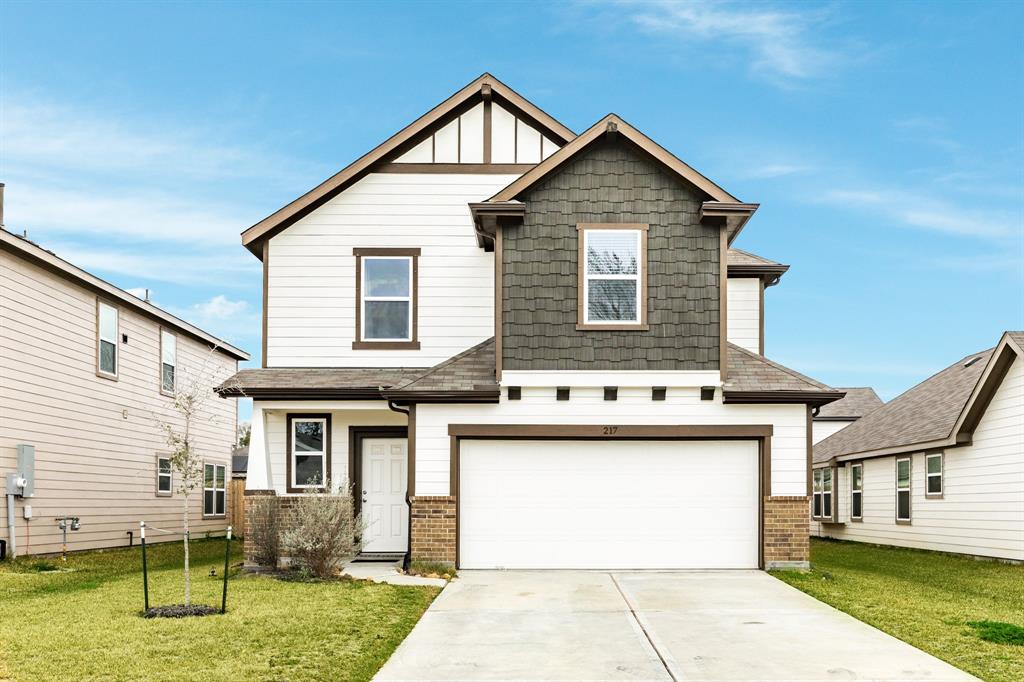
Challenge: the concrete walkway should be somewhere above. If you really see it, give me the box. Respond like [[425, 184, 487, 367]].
[[341, 560, 448, 587], [374, 570, 975, 681]]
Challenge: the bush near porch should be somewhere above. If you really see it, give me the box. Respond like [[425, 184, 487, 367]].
[[0, 539, 439, 681], [773, 538, 1024, 682]]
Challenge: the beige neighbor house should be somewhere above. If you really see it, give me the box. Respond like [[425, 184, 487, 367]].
[[812, 332, 1024, 561], [811, 387, 883, 444], [218, 73, 845, 571], [0, 223, 249, 557]]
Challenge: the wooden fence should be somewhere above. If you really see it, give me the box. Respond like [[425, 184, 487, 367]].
[[228, 478, 246, 536]]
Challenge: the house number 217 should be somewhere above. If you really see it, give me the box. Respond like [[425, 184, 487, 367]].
[[602, 426, 619, 435]]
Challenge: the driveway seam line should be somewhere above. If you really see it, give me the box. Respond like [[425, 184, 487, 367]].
[[609, 573, 679, 682]]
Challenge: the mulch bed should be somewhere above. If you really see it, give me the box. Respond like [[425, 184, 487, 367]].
[[143, 604, 220, 618]]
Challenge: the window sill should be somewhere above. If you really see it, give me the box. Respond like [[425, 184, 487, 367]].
[[352, 341, 420, 350], [896, 519, 912, 525], [160, 388, 176, 398], [202, 514, 226, 519], [156, 492, 172, 498], [96, 370, 118, 382], [576, 324, 649, 331], [925, 493, 944, 499]]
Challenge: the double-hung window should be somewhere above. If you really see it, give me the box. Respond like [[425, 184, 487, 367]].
[[354, 248, 419, 349], [812, 468, 835, 521], [203, 463, 226, 516], [896, 457, 912, 523], [156, 456, 172, 496], [926, 452, 943, 497], [577, 224, 648, 329], [850, 463, 863, 520], [160, 329, 177, 395], [97, 300, 118, 378], [288, 415, 330, 491], [812, 469, 823, 518]]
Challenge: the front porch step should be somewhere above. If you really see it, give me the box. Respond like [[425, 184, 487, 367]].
[[352, 552, 406, 564]]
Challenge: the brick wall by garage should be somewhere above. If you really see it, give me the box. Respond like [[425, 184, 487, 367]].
[[763, 496, 811, 568], [410, 496, 456, 565]]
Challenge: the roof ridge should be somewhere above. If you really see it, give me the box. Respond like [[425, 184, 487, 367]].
[[396, 337, 495, 390], [727, 342, 833, 391]]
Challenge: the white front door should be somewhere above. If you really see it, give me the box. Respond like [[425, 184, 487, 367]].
[[361, 438, 408, 553]]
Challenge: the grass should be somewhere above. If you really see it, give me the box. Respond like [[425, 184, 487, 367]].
[[406, 560, 457, 580], [0, 539, 440, 681], [772, 538, 1024, 681]]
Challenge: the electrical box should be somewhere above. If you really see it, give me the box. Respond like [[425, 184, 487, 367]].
[[22, 505, 32, 520], [16, 444, 35, 497]]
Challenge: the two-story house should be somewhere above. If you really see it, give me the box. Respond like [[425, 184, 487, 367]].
[[220, 74, 843, 570], [0, 221, 248, 556]]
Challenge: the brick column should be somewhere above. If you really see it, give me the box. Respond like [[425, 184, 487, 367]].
[[410, 496, 456, 565], [763, 496, 810, 570], [243, 489, 276, 568]]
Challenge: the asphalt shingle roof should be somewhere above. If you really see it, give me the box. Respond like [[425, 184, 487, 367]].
[[727, 248, 784, 267], [815, 387, 884, 420], [725, 343, 837, 393], [391, 338, 496, 394], [217, 366, 426, 395], [813, 347, 995, 464]]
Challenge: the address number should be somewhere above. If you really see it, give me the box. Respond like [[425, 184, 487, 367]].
[[602, 426, 619, 435]]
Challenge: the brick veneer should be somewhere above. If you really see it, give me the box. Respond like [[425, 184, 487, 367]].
[[410, 496, 456, 565], [763, 496, 811, 569], [243, 489, 276, 567]]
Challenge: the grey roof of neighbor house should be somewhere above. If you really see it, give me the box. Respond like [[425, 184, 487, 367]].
[[813, 346, 997, 464], [814, 387, 884, 420], [232, 446, 249, 476]]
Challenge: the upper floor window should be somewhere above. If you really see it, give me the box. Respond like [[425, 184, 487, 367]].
[[97, 300, 118, 379], [896, 457, 912, 523], [353, 248, 420, 349], [160, 329, 177, 395], [926, 452, 943, 497], [850, 463, 863, 520], [577, 224, 648, 330]]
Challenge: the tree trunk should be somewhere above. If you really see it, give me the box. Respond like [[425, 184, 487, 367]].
[[183, 491, 191, 606]]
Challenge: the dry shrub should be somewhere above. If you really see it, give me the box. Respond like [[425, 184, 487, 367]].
[[247, 496, 281, 568], [281, 484, 361, 579]]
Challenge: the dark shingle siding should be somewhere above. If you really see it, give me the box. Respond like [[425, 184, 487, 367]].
[[502, 140, 720, 370]]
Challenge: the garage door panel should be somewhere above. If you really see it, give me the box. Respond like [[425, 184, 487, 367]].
[[459, 440, 759, 569]]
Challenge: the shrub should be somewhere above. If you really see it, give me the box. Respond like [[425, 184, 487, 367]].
[[247, 495, 281, 568], [280, 483, 361, 579]]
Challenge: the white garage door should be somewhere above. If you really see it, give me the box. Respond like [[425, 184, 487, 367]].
[[459, 439, 759, 569]]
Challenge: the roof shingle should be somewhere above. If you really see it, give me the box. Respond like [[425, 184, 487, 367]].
[[815, 387, 883, 420]]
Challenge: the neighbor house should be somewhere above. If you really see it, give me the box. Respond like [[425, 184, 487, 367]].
[[219, 74, 843, 571], [811, 332, 1023, 561], [0, 222, 249, 556], [812, 387, 883, 444]]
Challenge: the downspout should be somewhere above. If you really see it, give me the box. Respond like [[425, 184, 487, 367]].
[[6, 490, 15, 558], [386, 400, 413, 568]]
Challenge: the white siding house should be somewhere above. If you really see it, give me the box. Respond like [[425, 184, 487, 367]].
[[812, 332, 1024, 561]]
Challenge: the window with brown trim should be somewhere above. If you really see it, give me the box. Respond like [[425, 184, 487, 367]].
[[203, 462, 226, 516], [896, 457, 912, 523], [850, 462, 863, 520], [926, 452, 943, 498], [160, 329, 177, 395], [287, 414, 332, 492], [576, 224, 648, 330], [156, 455, 172, 496], [353, 248, 420, 349], [97, 300, 119, 379]]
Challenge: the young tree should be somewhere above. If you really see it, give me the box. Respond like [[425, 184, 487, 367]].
[[154, 347, 240, 605]]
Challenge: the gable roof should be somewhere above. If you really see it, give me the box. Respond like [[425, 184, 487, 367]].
[[0, 227, 249, 361], [814, 332, 1023, 464], [240, 73, 575, 258], [388, 337, 497, 398], [485, 114, 757, 243], [814, 387, 883, 421], [723, 343, 843, 406], [726, 248, 790, 285]]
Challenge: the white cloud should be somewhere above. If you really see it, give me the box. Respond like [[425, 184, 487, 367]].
[[170, 295, 260, 347], [739, 163, 812, 179], [190, 295, 251, 321], [623, 0, 840, 82]]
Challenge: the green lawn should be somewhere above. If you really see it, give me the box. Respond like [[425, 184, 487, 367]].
[[773, 538, 1024, 682], [0, 539, 440, 681]]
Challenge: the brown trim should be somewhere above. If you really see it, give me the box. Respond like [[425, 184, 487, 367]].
[[850, 461, 864, 521], [728, 265, 790, 286], [556, 387, 570, 401], [446, 423, 773, 569], [603, 386, 618, 401], [155, 453, 172, 497], [241, 73, 575, 257], [758, 279, 765, 355], [924, 451, 944, 499], [262, 239, 269, 367], [957, 343, 1017, 436], [490, 114, 737, 204], [0, 230, 248, 361], [348, 425, 408, 517], [723, 390, 843, 406], [719, 230, 728, 381], [95, 296, 119, 381], [286, 413, 333, 494], [895, 455, 912, 524], [158, 327, 178, 397], [353, 248, 420, 350], [575, 223, 649, 331], [408, 407, 416, 498], [806, 406, 813, 496], [494, 226, 503, 381], [483, 96, 492, 164], [377, 163, 535, 174]]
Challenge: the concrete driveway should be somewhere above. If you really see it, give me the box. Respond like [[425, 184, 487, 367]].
[[374, 570, 975, 681]]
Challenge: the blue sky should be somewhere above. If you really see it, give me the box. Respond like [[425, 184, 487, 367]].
[[2, 1, 1022, 422]]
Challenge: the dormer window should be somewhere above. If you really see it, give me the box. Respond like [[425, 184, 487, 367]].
[[577, 224, 648, 330], [353, 248, 420, 350]]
